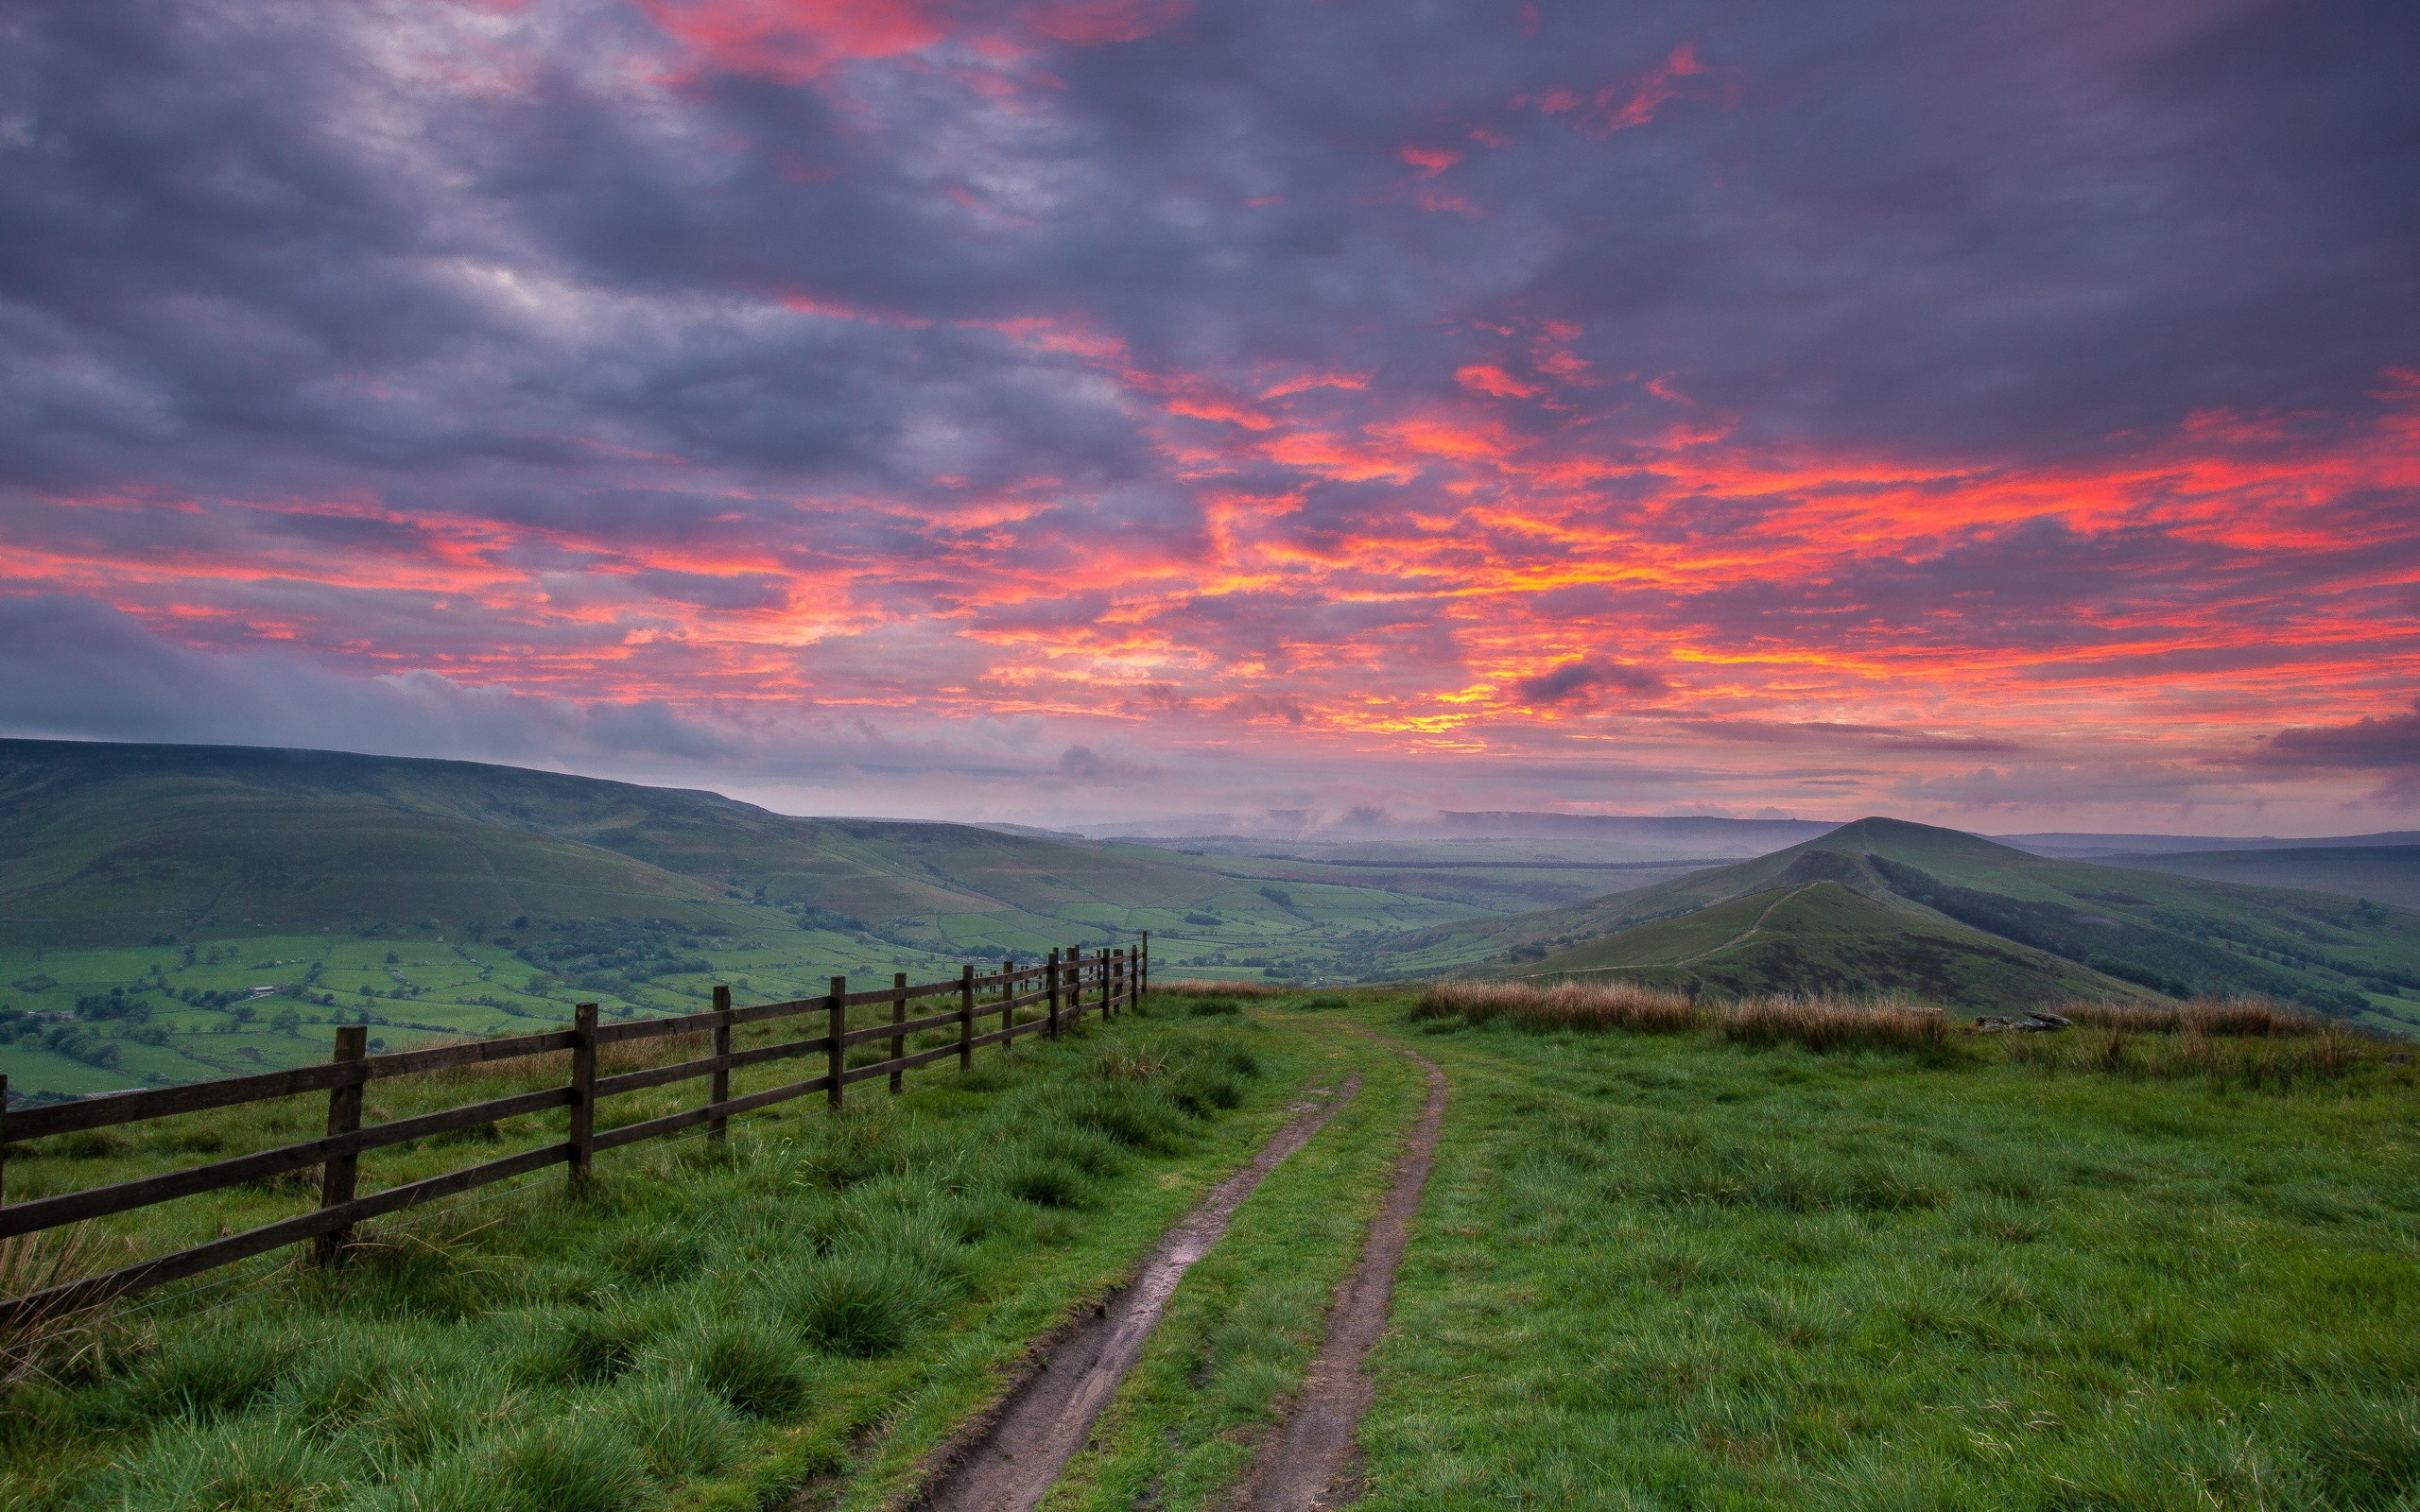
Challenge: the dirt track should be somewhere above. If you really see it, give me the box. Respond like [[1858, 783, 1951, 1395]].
[[910, 1072, 1363, 1512], [1236, 1037, 1450, 1511]]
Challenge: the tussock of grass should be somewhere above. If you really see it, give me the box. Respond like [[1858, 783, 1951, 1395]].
[[665, 1317, 812, 1417], [775, 1249, 951, 1359], [0, 1227, 130, 1392]]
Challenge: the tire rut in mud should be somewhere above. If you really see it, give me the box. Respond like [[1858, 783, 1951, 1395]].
[[1237, 1038, 1449, 1511], [909, 1071, 1365, 1512]]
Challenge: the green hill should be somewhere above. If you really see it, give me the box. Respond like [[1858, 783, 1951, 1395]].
[[0, 739, 1225, 948], [1411, 817, 2420, 1026], [2099, 844, 2420, 909], [0, 741, 1503, 1095]]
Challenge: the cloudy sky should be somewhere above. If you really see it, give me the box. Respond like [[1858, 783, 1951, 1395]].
[[3, 0, 2415, 832]]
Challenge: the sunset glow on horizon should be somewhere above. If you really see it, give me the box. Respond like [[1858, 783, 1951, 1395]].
[[4, 0, 2416, 831]]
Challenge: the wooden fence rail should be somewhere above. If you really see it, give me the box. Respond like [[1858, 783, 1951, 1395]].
[[0, 936, 1149, 1325]]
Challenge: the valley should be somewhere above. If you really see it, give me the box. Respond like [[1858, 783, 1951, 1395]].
[[8, 741, 2420, 1104]]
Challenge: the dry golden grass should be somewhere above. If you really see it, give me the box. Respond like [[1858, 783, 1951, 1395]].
[[1717, 995, 1952, 1055], [1416, 980, 1949, 1053], [1424, 980, 2383, 1087], [1419, 979, 1699, 1034], [2060, 997, 2325, 1037]]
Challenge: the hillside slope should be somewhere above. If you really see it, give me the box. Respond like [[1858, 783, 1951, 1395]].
[[0, 740, 1226, 946], [2099, 845, 2420, 909], [1401, 818, 2420, 1024]]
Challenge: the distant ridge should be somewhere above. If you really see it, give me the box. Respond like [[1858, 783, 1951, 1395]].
[[1996, 830, 2420, 859]]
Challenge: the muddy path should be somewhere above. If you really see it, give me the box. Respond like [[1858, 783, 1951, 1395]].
[[909, 1071, 1365, 1512], [1237, 1035, 1450, 1512]]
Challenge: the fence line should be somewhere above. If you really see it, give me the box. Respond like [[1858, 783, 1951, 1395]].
[[0, 936, 1150, 1324]]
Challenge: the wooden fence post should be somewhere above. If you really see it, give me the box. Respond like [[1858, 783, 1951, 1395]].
[[958, 964, 976, 1072], [1099, 948, 1114, 1020], [1140, 931, 1150, 1003], [827, 976, 846, 1110], [889, 971, 908, 1094], [708, 985, 732, 1143], [1000, 956, 1014, 1051], [1, 1072, 9, 1208], [568, 1004, 597, 1192], [1046, 948, 1062, 1040], [313, 1026, 369, 1264]]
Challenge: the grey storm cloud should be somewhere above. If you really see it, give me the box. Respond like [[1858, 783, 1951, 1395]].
[[1512, 660, 1669, 706], [3, 0, 2416, 521], [2258, 701, 2420, 771]]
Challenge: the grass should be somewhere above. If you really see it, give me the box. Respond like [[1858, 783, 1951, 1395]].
[[0, 998, 1326, 1511], [9, 974, 2416, 1509], [1341, 988, 2420, 1510], [1415, 980, 2393, 1084]]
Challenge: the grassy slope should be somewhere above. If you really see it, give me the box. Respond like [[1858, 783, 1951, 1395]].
[[1520, 880, 2128, 1011], [1352, 994, 2420, 1511], [0, 742, 1498, 1094], [1402, 818, 2420, 1027], [2102, 846, 2420, 910], [0, 1003, 1322, 1512]]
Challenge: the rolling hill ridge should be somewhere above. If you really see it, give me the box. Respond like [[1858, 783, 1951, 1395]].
[[1404, 818, 2420, 1026]]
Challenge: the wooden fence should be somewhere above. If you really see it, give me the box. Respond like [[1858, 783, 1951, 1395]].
[[0, 937, 1149, 1325]]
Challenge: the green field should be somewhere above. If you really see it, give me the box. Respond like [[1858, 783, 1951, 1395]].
[[8, 988, 2415, 1510]]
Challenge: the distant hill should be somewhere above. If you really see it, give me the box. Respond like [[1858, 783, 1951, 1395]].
[[2098, 846, 2420, 910], [1996, 830, 2420, 859], [1392, 818, 2420, 1024], [0, 739, 1225, 950], [1069, 809, 1841, 856]]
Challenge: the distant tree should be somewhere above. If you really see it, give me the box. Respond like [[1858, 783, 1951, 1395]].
[[269, 1007, 302, 1036]]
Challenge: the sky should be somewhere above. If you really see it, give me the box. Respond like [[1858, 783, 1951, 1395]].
[[2, 0, 2416, 834]]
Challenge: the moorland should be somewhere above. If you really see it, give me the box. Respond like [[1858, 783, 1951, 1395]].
[[7, 741, 2419, 1102]]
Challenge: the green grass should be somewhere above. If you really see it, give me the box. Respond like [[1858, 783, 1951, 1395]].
[[9, 982, 2418, 1509], [0, 1002, 1327, 1510], [1346, 991, 2420, 1510]]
